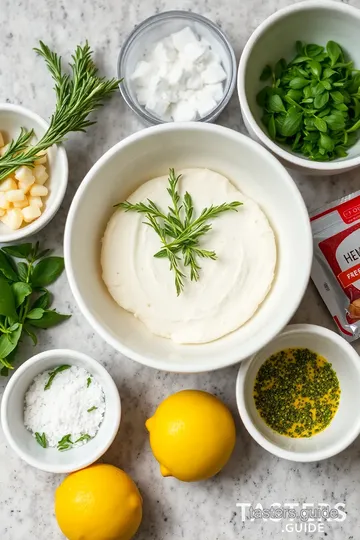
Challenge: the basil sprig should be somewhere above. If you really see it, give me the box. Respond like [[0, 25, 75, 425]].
[[0, 242, 70, 375], [257, 40, 360, 161]]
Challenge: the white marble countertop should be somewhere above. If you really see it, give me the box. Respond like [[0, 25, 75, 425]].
[[1, 0, 360, 539]]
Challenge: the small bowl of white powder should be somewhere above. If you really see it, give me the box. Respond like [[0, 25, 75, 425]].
[[118, 11, 236, 124], [1, 349, 121, 473]]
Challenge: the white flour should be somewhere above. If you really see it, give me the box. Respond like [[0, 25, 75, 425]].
[[24, 365, 106, 448]]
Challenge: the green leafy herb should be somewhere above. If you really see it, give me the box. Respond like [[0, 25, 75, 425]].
[[116, 169, 242, 295], [57, 434, 73, 451], [44, 364, 71, 390], [87, 406, 97, 413], [75, 434, 92, 443], [0, 243, 70, 375], [0, 42, 121, 183], [87, 377, 92, 388], [257, 40, 360, 160], [35, 432, 47, 448]]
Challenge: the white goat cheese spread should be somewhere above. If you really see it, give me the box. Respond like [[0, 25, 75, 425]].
[[101, 168, 276, 344]]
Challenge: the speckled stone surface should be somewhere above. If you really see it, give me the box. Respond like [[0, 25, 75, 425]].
[[1, 0, 360, 539]]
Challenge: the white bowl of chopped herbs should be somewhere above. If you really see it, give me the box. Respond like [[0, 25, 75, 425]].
[[236, 324, 360, 462], [238, 0, 360, 175], [1, 349, 121, 473]]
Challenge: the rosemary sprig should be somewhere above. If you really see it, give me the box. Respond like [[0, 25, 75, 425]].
[[0, 41, 121, 182], [116, 169, 242, 295]]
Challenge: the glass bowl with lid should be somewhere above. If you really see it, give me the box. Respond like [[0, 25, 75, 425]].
[[117, 11, 237, 125]]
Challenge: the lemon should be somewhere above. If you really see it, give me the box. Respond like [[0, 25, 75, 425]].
[[146, 390, 236, 482], [55, 464, 142, 540]]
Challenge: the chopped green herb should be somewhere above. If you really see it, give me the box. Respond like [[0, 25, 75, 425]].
[[35, 432, 47, 448], [75, 434, 92, 443], [257, 40, 360, 160], [87, 406, 97, 413], [44, 364, 71, 390], [253, 347, 340, 438], [86, 377, 92, 388], [57, 434, 73, 451]]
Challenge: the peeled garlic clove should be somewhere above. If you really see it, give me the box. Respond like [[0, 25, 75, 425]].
[[1, 208, 23, 230], [0, 178, 17, 192], [6, 189, 25, 202], [30, 184, 48, 197], [22, 204, 41, 223]]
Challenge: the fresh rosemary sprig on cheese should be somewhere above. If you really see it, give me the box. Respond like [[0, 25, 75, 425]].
[[0, 41, 120, 182], [117, 169, 242, 295]]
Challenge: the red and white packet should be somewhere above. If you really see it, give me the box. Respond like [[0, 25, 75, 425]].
[[311, 191, 360, 342]]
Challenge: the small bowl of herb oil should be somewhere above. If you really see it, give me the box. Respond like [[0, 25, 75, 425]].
[[236, 324, 360, 462]]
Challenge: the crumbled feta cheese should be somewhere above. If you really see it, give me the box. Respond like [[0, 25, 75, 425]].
[[130, 26, 227, 121]]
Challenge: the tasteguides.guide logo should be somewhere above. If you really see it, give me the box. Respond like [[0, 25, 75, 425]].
[[235, 502, 346, 534]]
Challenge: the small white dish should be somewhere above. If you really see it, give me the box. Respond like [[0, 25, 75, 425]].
[[1, 349, 121, 473], [0, 103, 68, 242], [238, 0, 360, 175], [64, 122, 312, 373], [236, 324, 360, 462]]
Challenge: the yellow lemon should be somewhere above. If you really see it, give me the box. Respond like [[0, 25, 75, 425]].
[[55, 464, 142, 540], [146, 390, 236, 482]]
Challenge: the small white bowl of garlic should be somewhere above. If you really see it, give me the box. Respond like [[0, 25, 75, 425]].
[[0, 103, 68, 242]]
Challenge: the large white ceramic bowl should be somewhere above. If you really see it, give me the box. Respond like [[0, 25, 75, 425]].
[[1, 349, 121, 473], [236, 324, 360, 462], [64, 123, 312, 373], [0, 103, 68, 242], [238, 0, 360, 175]]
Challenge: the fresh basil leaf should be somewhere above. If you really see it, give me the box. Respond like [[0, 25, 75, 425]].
[[318, 107, 331, 118], [28, 310, 71, 329], [2, 244, 33, 259], [314, 117, 327, 133], [17, 262, 29, 282], [321, 80, 332, 91], [309, 60, 322, 79], [347, 118, 360, 133], [0, 251, 18, 282], [289, 77, 309, 89], [32, 290, 51, 310], [286, 89, 303, 102], [11, 282, 32, 308], [34, 248, 52, 261], [260, 65, 272, 81], [303, 85, 312, 99], [314, 91, 329, 109], [268, 115, 276, 139], [291, 56, 310, 65], [0, 277, 17, 319], [331, 91, 344, 104], [335, 146, 348, 158], [26, 308, 45, 320], [24, 324, 38, 346], [292, 131, 302, 149], [305, 44, 324, 58], [281, 107, 303, 137], [324, 112, 346, 131], [327, 41, 342, 66], [267, 94, 286, 113], [334, 103, 348, 112], [0, 325, 22, 359], [31, 257, 65, 288], [323, 68, 336, 79], [320, 133, 335, 152], [301, 98, 314, 104], [314, 82, 325, 96], [352, 97, 360, 119]]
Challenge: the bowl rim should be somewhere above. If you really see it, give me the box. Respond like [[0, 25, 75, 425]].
[[0, 348, 121, 473], [236, 323, 360, 462], [117, 10, 237, 125], [64, 122, 313, 373], [0, 103, 68, 243], [237, 0, 360, 172]]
